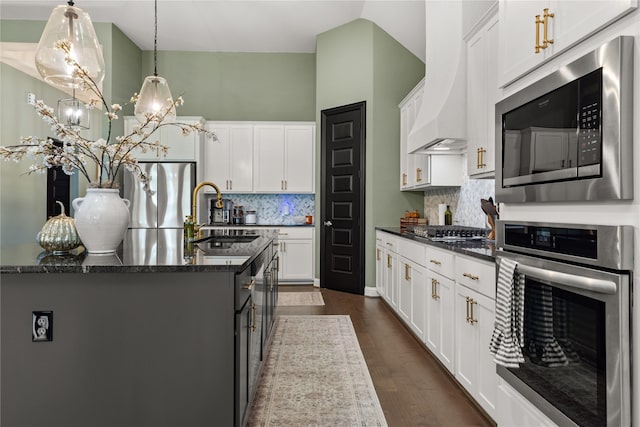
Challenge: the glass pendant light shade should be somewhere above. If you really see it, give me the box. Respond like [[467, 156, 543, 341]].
[[134, 75, 176, 123], [35, 3, 105, 89]]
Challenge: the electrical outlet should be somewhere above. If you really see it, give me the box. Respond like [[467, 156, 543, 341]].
[[26, 92, 36, 105], [32, 311, 53, 342]]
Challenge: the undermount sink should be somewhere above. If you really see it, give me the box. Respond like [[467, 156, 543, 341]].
[[193, 234, 259, 245]]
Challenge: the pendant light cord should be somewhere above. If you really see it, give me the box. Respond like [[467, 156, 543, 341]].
[[153, 0, 158, 77]]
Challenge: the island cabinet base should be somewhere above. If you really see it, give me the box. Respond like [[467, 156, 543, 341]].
[[1, 271, 243, 427]]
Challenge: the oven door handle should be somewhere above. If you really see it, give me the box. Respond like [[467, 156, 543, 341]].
[[515, 263, 617, 295]]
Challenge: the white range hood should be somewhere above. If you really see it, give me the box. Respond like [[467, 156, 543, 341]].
[[407, 1, 466, 154]]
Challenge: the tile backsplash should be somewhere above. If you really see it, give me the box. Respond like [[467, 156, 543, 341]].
[[204, 193, 315, 225], [423, 177, 495, 228]]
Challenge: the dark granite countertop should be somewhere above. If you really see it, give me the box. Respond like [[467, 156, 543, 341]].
[[1, 228, 277, 274], [376, 227, 496, 263]]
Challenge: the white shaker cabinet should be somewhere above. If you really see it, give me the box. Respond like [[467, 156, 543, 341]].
[[425, 270, 455, 373], [276, 227, 314, 282], [499, 0, 637, 87], [124, 116, 204, 162], [398, 238, 427, 340], [253, 123, 315, 193], [375, 233, 386, 299], [453, 254, 497, 419], [466, 8, 498, 178], [203, 122, 253, 193]]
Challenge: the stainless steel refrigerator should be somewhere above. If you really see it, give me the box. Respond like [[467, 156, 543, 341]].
[[123, 162, 195, 264]]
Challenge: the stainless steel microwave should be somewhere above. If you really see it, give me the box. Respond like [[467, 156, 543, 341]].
[[496, 36, 634, 203]]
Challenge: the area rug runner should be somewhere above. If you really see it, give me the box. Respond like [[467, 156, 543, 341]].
[[246, 315, 388, 427], [277, 291, 325, 306]]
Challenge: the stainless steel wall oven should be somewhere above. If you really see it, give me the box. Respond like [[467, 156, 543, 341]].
[[495, 36, 634, 203], [495, 221, 633, 427]]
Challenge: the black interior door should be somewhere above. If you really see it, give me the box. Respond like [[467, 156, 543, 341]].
[[320, 102, 365, 295]]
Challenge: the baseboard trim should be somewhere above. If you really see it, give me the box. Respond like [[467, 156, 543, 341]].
[[364, 287, 380, 298], [313, 278, 320, 288]]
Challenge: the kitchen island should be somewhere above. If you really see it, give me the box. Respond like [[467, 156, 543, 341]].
[[1, 228, 278, 427]]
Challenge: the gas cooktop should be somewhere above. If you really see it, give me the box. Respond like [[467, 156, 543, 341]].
[[406, 225, 487, 241]]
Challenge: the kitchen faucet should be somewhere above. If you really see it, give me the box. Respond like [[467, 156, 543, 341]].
[[192, 181, 223, 236]]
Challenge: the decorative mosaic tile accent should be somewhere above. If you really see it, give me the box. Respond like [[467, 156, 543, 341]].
[[423, 155, 495, 228], [203, 193, 315, 225]]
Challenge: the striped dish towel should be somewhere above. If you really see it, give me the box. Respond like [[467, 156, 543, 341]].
[[489, 257, 525, 368]]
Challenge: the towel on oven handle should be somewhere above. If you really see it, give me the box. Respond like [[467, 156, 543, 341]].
[[489, 257, 525, 368]]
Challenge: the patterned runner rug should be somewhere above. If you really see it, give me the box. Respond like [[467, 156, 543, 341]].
[[277, 291, 325, 306], [246, 315, 388, 427]]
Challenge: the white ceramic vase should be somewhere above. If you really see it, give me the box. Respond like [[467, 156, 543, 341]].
[[72, 188, 130, 254]]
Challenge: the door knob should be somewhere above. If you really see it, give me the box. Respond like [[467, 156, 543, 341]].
[[323, 220, 333, 226]]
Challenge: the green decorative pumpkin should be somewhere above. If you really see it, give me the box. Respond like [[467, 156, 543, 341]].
[[37, 201, 81, 254]]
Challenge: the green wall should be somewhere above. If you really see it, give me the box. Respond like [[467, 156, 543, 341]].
[[315, 19, 424, 290], [140, 51, 316, 121]]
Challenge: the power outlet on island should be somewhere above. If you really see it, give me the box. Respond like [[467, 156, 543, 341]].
[[32, 311, 53, 342]]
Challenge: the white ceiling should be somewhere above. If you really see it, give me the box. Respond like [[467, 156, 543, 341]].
[[0, 0, 426, 62]]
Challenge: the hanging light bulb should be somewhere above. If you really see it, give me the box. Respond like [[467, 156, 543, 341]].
[[35, 1, 105, 89], [134, 0, 176, 123]]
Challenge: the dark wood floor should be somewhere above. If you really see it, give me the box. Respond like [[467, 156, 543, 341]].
[[277, 285, 495, 427]]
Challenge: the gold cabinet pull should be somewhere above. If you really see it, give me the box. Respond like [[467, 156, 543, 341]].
[[535, 14, 544, 53], [478, 147, 486, 168], [416, 168, 422, 182], [405, 264, 411, 281], [243, 279, 255, 290], [229, 179, 232, 190], [251, 303, 257, 332], [276, 256, 280, 272], [543, 8, 554, 48], [431, 278, 440, 300], [463, 272, 479, 281], [429, 259, 442, 265], [402, 173, 407, 186], [469, 299, 478, 325], [465, 296, 471, 323], [376, 248, 380, 261], [387, 254, 392, 269]]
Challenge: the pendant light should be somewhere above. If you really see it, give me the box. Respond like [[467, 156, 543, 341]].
[[57, 88, 90, 129], [35, 1, 105, 89], [134, 0, 176, 123]]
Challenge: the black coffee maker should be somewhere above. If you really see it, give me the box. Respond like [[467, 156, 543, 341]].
[[209, 199, 233, 224]]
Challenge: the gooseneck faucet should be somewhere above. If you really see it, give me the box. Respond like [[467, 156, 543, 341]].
[[192, 181, 223, 235]]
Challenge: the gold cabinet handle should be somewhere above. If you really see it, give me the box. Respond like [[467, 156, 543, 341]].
[[463, 272, 479, 281], [429, 259, 442, 265], [251, 303, 257, 332], [416, 168, 422, 182], [276, 256, 280, 272], [376, 248, 381, 261], [543, 8, 554, 48], [387, 254, 392, 269], [465, 296, 471, 323], [478, 147, 486, 168], [469, 299, 478, 325], [243, 279, 255, 290], [431, 278, 440, 300], [402, 173, 407, 186], [229, 179, 232, 190], [405, 263, 411, 281], [535, 13, 544, 53]]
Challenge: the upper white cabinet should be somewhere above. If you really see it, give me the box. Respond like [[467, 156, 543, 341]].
[[203, 122, 253, 193], [499, 0, 637, 87], [399, 79, 428, 190], [400, 80, 463, 190], [253, 123, 315, 193], [124, 116, 204, 162], [466, 9, 499, 178]]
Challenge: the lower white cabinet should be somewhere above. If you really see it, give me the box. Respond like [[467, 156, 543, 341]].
[[375, 230, 498, 422], [454, 285, 496, 418], [496, 379, 557, 427], [425, 270, 455, 373], [276, 227, 314, 282]]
